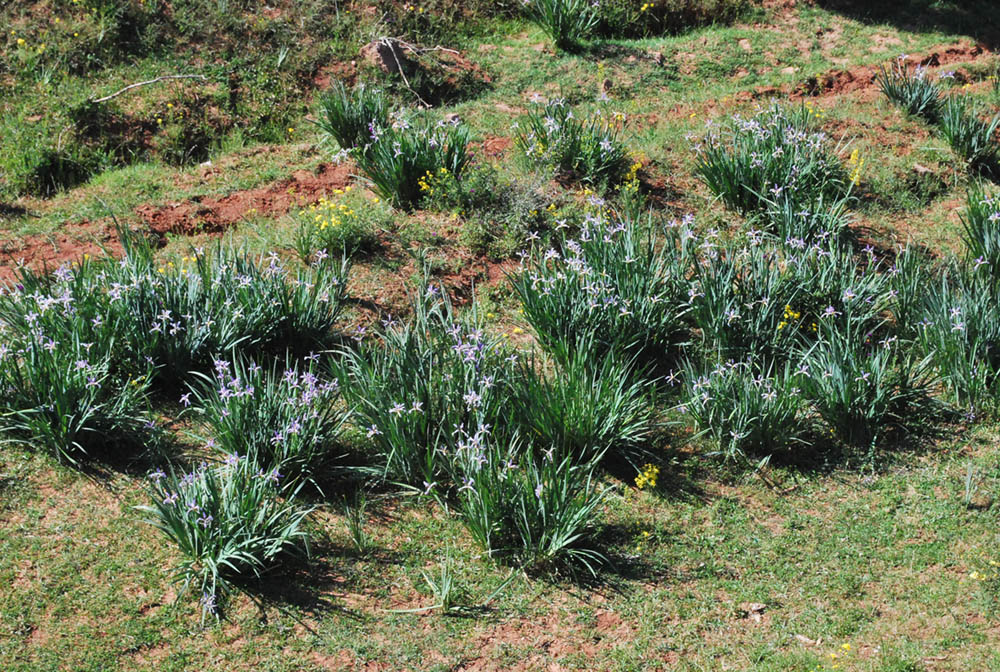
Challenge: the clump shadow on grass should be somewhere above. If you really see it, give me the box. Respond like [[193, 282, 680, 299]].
[[586, 526, 671, 585], [844, 224, 924, 267], [636, 169, 684, 211], [49, 423, 181, 485], [601, 439, 709, 506], [856, 170, 952, 215], [0, 203, 29, 219], [818, 0, 1000, 51], [733, 399, 962, 478], [535, 511, 693, 592], [579, 42, 665, 65], [238, 539, 369, 627], [0, 471, 21, 500]]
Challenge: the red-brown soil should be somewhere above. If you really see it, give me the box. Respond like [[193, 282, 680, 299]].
[[478, 135, 513, 158], [792, 43, 990, 99], [136, 161, 355, 240], [0, 162, 355, 281], [0, 220, 123, 282]]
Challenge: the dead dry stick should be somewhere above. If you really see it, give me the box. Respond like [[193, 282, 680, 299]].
[[90, 74, 207, 104], [394, 39, 459, 56], [381, 37, 430, 107]]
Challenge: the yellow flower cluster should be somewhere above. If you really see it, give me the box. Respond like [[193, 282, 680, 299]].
[[621, 159, 643, 195], [153, 102, 186, 126], [809, 642, 852, 672], [309, 189, 357, 231], [847, 147, 864, 186], [13, 36, 46, 53], [156, 258, 193, 275], [624, 160, 642, 183], [634, 463, 660, 490], [969, 561, 1000, 581], [417, 167, 450, 197], [804, 100, 826, 120], [529, 137, 549, 158], [777, 304, 801, 331]]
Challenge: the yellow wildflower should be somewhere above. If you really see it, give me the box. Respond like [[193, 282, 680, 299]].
[[635, 463, 660, 490]]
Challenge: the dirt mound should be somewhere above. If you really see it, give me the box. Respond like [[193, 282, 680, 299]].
[[478, 135, 512, 158], [0, 220, 123, 282], [0, 162, 355, 281], [795, 66, 877, 97], [312, 61, 358, 90], [136, 162, 355, 240], [793, 43, 990, 98]]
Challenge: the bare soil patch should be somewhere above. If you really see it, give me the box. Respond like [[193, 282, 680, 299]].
[[793, 43, 990, 99], [136, 162, 355, 241], [0, 219, 123, 281]]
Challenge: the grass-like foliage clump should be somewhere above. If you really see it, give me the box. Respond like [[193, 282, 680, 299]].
[[512, 210, 691, 371], [354, 118, 471, 209], [0, 232, 351, 465], [802, 318, 936, 449], [515, 101, 629, 187], [512, 346, 652, 464], [0, 324, 157, 464], [187, 357, 348, 492], [333, 287, 513, 487], [694, 103, 848, 217], [0, 259, 158, 462], [914, 266, 1000, 414], [876, 59, 944, 123], [451, 426, 609, 573], [938, 95, 1000, 178], [762, 192, 852, 243], [687, 236, 887, 363], [333, 281, 649, 572], [140, 458, 313, 621], [682, 359, 808, 462], [108, 238, 350, 383], [313, 87, 473, 210], [960, 183, 1000, 271], [878, 58, 1000, 178], [522, 0, 598, 52], [314, 82, 391, 151]]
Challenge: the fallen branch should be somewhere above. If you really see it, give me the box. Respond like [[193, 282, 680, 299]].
[[378, 37, 431, 108], [394, 39, 460, 56], [90, 74, 207, 104]]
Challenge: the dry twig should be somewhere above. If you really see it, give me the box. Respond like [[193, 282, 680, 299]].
[[90, 74, 207, 104]]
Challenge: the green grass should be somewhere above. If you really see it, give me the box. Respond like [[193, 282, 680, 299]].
[[5, 429, 1000, 670]]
